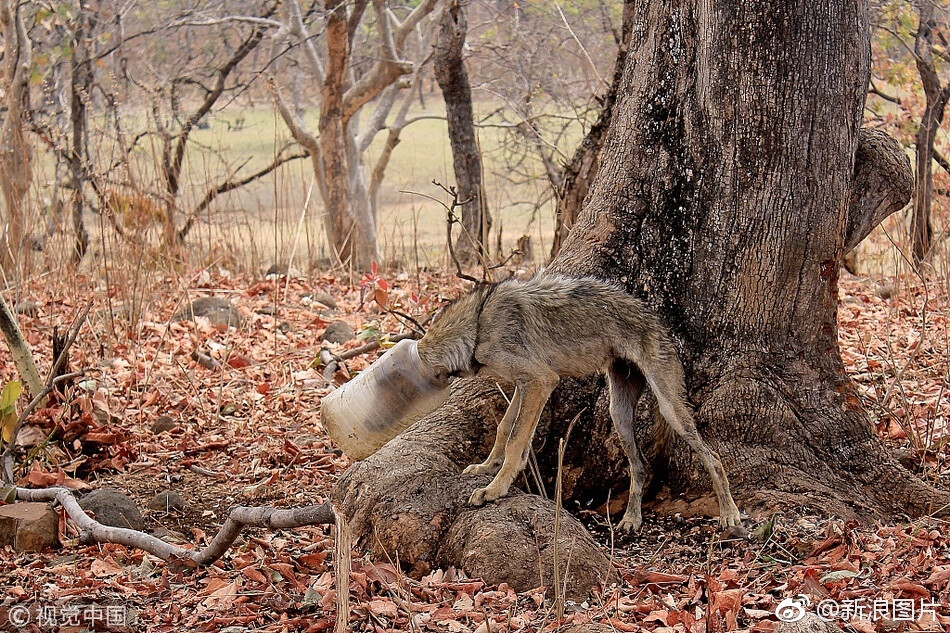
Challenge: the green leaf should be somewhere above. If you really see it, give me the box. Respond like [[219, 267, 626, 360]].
[[0, 485, 16, 504], [751, 514, 777, 542], [0, 381, 22, 414], [820, 570, 859, 583], [357, 326, 380, 341]]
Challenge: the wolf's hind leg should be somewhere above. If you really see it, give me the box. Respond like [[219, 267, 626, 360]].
[[470, 370, 558, 506], [463, 386, 521, 476], [607, 362, 648, 532], [640, 351, 742, 528]]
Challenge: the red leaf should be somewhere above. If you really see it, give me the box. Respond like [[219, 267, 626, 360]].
[[366, 598, 398, 620], [299, 552, 328, 570], [891, 581, 930, 598], [241, 567, 268, 584], [228, 355, 251, 369]]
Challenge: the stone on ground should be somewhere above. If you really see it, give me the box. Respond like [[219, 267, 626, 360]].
[[0, 502, 59, 552], [78, 488, 145, 530]]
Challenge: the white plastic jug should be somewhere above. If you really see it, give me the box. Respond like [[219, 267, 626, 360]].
[[320, 339, 451, 460]]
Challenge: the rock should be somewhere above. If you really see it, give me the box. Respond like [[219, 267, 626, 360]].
[[322, 321, 355, 344], [174, 297, 244, 328], [151, 416, 178, 434], [311, 292, 338, 309], [14, 300, 39, 317], [0, 502, 60, 552], [264, 263, 301, 278], [148, 490, 185, 513], [78, 488, 145, 530]]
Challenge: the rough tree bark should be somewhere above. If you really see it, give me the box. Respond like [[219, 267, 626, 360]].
[[434, 0, 490, 264], [911, 0, 948, 264], [0, 0, 33, 277], [335, 0, 945, 598]]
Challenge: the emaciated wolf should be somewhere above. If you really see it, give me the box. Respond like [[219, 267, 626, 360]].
[[417, 274, 742, 531]]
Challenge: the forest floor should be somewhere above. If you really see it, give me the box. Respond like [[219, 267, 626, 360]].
[[0, 266, 948, 632]]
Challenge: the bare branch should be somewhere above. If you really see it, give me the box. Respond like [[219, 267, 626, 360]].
[[166, 26, 269, 196], [373, 0, 399, 62], [394, 0, 439, 50], [14, 486, 334, 567], [357, 85, 400, 154], [869, 79, 902, 105], [284, 0, 327, 84], [934, 148, 950, 173], [555, 2, 608, 89], [177, 149, 310, 242], [369, 41, 435, 198], [341, 0, 439, 122], [169, 16, 283, 29], [271, 80, 319, 154]]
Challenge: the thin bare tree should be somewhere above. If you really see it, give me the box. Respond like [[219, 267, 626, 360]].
[[911, 0, 950, 264], [271, 0, 440, 270], [435, 0, 490, 264], [0, 0, 34, 278]]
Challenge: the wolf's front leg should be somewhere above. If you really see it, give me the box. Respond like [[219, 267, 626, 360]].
[[470, 373, 557, 506], [463, 387, 521, 476]]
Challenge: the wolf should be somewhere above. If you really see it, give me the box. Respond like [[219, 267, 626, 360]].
[[416, 274, 742, 531]]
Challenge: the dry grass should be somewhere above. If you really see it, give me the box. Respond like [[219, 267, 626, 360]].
[[27, 100, 563, 276]]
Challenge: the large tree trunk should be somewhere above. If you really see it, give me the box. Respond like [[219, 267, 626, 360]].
[[434, 0, 490, 265], [334, 0, 944, 598]]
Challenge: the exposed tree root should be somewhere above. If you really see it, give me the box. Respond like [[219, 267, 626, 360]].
[[333, 381, 617, 600]]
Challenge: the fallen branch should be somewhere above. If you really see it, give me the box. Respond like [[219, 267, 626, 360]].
[[15, 485, 335, 567], [189, 464, 227, 480]]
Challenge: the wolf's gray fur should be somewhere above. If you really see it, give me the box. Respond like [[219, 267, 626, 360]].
[[417, 274, 741, 531]]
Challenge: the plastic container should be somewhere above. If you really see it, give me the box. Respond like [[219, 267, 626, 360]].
[[320, 339, 451, 460]]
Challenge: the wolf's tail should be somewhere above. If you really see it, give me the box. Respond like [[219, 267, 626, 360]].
[[615, 328, 691, 453]]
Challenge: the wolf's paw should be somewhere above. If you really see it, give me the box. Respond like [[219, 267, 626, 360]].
[[719, 502, 743, 528], [463, 461, 500, 476], [469, 484, 507, 507], [616, 513, 642, 533]]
